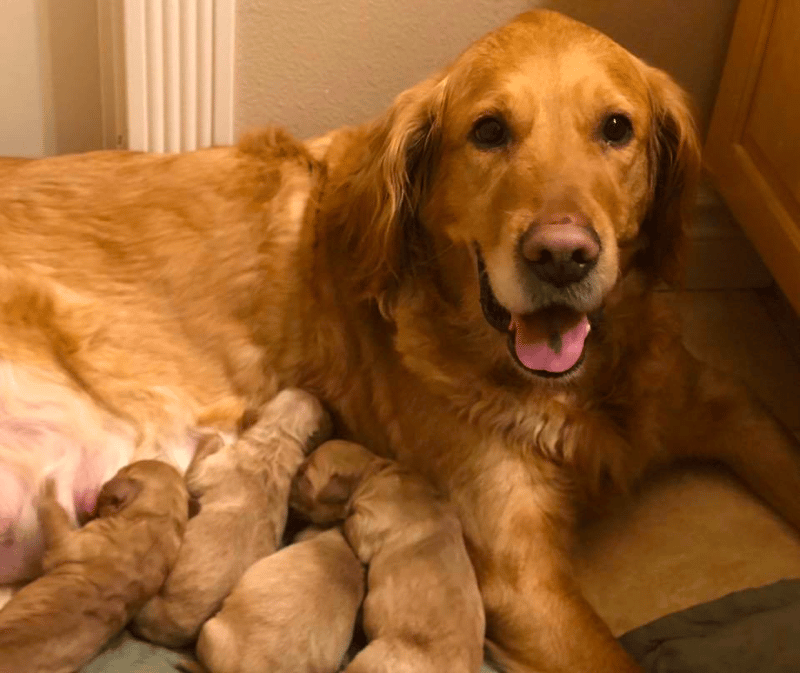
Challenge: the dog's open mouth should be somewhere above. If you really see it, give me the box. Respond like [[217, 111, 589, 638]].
[[477, 249, 591, 377]]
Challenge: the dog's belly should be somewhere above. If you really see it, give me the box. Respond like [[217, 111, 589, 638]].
[[0, 359, 214, 584]]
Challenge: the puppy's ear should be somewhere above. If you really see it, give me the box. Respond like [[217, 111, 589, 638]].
[[237, 408, 261, 434], [94, 476, 142, 518], [290, 460, 359, 523], [316, 473, 358, 506], [636, 67, 701, 286], [325, 74, 448, 306]]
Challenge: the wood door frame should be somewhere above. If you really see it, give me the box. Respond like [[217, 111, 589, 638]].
[[705, 0, 800, 313]]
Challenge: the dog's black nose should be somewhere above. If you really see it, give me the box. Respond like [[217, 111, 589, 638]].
[[521, 215, 600, 287]]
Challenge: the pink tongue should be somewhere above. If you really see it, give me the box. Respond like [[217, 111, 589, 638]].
[[511, 313, 590, 373]]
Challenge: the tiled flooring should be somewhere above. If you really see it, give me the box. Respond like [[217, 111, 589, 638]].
[[575, 285, 800, 636]]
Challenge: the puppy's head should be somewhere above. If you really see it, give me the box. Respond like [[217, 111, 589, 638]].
[[290, 440, 385, 524], [331, 9, 699, 384], [252, 388, 334, 453], [94, 460, 190, 524]]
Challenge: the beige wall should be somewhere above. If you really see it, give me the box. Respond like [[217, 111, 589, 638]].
[[1, 1, 737, 157], [0, 0, 52, 157], [236, 0, 739, 140], [43, 0, 104, 155], [0, 0, 102, 158]]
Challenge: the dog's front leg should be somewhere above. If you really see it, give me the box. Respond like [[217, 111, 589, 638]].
[[669, 353, 800, 533], [454, 452, 642, 673]]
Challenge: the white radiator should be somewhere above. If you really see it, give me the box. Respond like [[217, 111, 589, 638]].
[[120, 0, 235, 152]]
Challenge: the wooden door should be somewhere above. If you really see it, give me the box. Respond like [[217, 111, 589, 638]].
[[705, 0, 800, 313]]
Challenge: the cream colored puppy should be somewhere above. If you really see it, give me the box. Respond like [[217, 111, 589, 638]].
[[0, 460, 189, 673], [195, 526, 364, 673], [291, 440, 486, 673], [132, 388, 331, 647]]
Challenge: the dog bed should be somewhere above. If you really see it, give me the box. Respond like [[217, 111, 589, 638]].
[[79, 579, 800, 672]]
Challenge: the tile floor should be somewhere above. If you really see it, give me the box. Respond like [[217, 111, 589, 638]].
[[575, 284, 800, 636]]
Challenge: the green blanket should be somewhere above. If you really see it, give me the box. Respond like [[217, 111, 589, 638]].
[[81, 579, 800, 672]]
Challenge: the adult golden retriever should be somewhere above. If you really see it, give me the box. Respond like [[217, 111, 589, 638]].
[[1, 9, 798, 673]]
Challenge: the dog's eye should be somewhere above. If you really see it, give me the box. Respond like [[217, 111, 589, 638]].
[[600, 114, 633, 146], [471, 116, 509, 149]]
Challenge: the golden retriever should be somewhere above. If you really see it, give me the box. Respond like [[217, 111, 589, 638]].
[[131, 388, 331, 646], [1, 9, 799, 672], [291, 439, 486, 673], [0, 461, 189, 673], [195, 525, 364, 673]]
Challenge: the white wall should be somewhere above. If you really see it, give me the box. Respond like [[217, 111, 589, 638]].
[[0, 0, 103, 158], [0, 0, 52, 157], [0, 1, 740, 157], [235, 0, 739, 140], [235, 0, 529, 140]]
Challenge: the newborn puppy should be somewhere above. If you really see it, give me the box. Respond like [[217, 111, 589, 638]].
[[132, 388, 332, 647], [195, 526, 364, 673], [0, 460, 189, 673], [291, 440, 486, 673]]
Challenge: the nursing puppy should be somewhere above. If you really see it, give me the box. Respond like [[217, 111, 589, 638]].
[[195, 525, 364, 673], [292, 440, 486, 673], [0, 460, 189, 673], [132, 388, 332, 647]]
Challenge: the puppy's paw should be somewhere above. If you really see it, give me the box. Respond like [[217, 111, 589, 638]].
[[263, 388, 334, 453]]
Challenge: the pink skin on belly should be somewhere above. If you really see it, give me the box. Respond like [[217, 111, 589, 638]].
[[0, 472, 25, 542], [0, 359, 225, 585], [0, 427, 211, 584], [0, 421, 132, 583], [0, 360, 208, 584]]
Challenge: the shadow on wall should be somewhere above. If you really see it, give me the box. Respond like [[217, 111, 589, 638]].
[[549, 0, 739, 137], [41, 0, 104, 155], [235, 0, 738, 140]]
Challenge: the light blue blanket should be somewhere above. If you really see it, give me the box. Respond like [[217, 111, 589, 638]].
[[82, 579, 800, 673]]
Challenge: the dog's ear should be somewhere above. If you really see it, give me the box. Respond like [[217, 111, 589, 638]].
[[328, 74, 448, 306], [636, 67, 701, 287], [94, 475, 142, 518]]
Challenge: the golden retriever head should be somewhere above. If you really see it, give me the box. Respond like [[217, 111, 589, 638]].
[[328, 10, 699, 383], [291, 440, 389, 524], [93, 460, 190, 522]]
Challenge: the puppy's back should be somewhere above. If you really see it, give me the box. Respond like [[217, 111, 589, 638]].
[[197, 527, 364, 673]]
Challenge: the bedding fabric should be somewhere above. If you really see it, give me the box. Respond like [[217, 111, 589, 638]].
[[80, 579, 800, 672]]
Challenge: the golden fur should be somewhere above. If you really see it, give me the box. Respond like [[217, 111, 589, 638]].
[[1, 10, 799, 672], [292, 440, 486, 673], [195, 525, 364, 673], [132, 389, 331, 646], [0, 461, 189, 673]]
